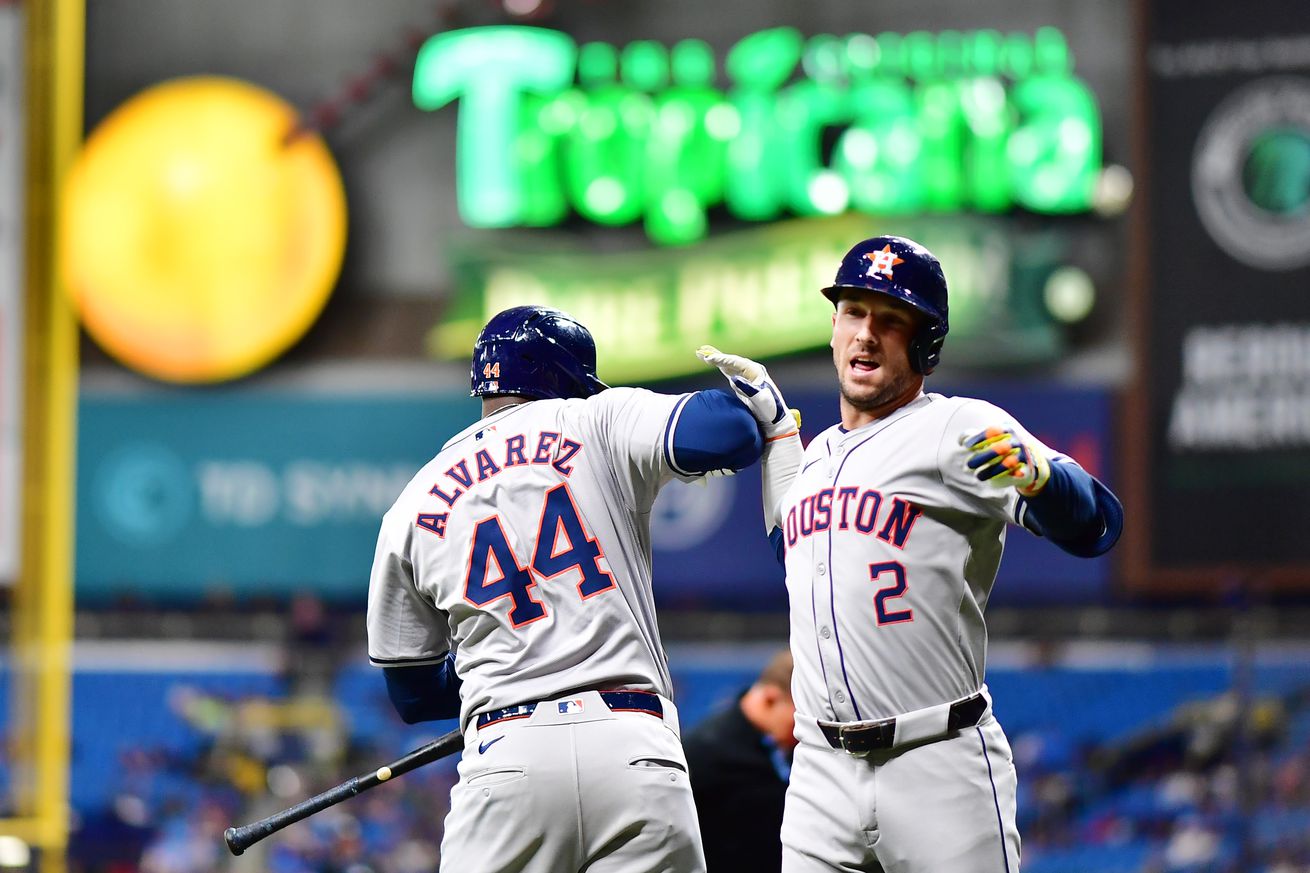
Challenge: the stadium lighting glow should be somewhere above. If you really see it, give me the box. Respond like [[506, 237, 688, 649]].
[[1044, 266, 1096, 324], [0, 837, 31, 868]]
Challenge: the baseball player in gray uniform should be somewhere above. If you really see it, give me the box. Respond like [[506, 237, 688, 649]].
[[700, 235, 1123, 872], [367, 305, 764, 873]]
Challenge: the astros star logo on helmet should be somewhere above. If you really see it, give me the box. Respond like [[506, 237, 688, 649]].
[[865, 244, 904, 280]]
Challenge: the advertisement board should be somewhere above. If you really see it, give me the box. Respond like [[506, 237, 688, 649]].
[[1132, 0, 1310, 591], [437, 214, 1084, 384], [76, 384, 1115, 607], [76, 392, 479, 602]]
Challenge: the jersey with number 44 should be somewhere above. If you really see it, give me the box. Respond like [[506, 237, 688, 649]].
[[779, 392, 1069, 726], [367, 388, 703, 730]]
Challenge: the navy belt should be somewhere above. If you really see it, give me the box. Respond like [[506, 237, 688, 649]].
[[476, 690, 663, 730], [819, 692, 988, 754]]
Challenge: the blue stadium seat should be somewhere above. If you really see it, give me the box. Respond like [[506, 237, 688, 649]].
[[1023, 840, 1156, 873], [71, 670, 286, 809]]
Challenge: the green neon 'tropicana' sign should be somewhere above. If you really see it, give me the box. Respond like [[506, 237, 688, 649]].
[[413, 26, 1102, 245]]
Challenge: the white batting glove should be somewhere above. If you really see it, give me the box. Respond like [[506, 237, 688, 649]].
[[696, 345, 800, 438], [958, 427, 1051, 497]]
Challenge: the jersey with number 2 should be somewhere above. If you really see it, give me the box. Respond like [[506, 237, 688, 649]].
[[779, 392, 1068, 725]]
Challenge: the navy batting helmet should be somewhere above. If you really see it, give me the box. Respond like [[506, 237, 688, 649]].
[[471, 305, 609, 400], [821, 235, 950, 374]]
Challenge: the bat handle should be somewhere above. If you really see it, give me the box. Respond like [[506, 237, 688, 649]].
[[224, 826, 247, 856]]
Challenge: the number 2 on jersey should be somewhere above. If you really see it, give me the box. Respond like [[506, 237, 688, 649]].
[[869, 561, 913, 625], [465, 483, 615, 627]]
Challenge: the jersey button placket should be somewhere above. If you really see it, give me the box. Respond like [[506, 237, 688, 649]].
[[824, 465, 854, 719], [807, 467, 841, 719]]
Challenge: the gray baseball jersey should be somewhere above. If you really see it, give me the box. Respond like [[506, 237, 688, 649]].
[[368, 387, 712, 873], [366, 387, 702, 729], [778, 392, 1064, 723], [777, 391, 1066, 871]]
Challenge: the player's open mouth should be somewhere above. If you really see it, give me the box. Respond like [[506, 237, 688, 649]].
[[850, 357, 879, 373]]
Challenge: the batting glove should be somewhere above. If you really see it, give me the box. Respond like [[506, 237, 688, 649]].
[[959, 427, 1051, 496], [696, 345, 800, 438]]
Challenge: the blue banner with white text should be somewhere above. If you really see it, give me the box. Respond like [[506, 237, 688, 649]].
[[76, 383, 1114, 606]]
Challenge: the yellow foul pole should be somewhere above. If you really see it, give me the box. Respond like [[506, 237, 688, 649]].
[[1, 0, 83, 869]]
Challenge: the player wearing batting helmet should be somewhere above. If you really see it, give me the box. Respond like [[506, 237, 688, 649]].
[[368, 304, 768, 873], [699, 235, 1123, 872]]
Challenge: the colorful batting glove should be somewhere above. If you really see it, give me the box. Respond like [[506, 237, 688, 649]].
[[696, 345, 800, 437], [958, 427, 1051, 496]]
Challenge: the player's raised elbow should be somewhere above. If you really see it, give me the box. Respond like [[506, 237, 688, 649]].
[[1080, 482, 1124, 557], [715, 394, 765, 470], [671, 389, 764, 473], [1048, 479, 1124, 559]]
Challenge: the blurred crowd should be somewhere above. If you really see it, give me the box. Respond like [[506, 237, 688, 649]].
[[84, 690, 457, 873], [9, 614, 1308, 873], [1015, 685, 1310, 873]]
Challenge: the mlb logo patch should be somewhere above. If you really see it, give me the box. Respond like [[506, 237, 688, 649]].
[[558, 699, 585, 714]]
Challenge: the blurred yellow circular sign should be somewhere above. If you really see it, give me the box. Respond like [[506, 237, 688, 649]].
[[61, 77, 347, 383]]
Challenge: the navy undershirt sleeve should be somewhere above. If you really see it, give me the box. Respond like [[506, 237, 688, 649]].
[[669, 389, 764, 474], [383, 653, 462, 724], [769, 526, 786, 566], [1021, 462, 1124, 558]]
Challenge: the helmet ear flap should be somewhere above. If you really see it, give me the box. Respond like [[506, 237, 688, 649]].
[[910, 325, 947, 374]]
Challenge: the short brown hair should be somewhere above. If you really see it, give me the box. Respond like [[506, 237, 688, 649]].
[[756, 649, 793, 693]]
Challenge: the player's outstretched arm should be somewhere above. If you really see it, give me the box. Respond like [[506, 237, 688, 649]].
[[959, 427, 1123, 557], [696, 346, 802, 535]]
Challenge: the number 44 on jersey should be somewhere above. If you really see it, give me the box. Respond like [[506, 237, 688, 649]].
[[463, 483, 615, 627]]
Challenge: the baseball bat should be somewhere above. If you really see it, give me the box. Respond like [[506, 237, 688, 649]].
[[224, 727, 463, 856]]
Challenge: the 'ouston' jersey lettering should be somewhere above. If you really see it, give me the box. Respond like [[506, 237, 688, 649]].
[[783, 488, 923, 549], [778, 392, 1069, 725], [367, 388, 703, 730]]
